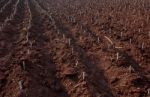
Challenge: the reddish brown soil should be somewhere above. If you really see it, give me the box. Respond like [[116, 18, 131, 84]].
[[0, 0, 150, 97]]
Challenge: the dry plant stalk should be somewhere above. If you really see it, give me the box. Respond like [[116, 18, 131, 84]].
[[63, 34, 65, 40], [120, 32, 123, 37], [22, 61, 26, 71], [82, 72, 86, 80], [75, 60, 78, 66], [130, 38, 132, 44], [97, 37, 100, 43], [19, 80, 23, 93], [129, 65, 134, 73], [148, 88, 150, 96], [68, 38, 71, 46], [27, 49, 30, 55], [104, 36, 114, 45], [116, 52, 119, 60], [141, 42, 144, 50]]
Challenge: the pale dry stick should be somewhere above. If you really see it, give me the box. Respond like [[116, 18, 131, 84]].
[[146, 16, 149, 24], [133, 19, 136, 24], [27, 1, 32, 20], [148, 88, 150, 96], [130, 38, 132, 44], [68, 38, 71, 46], [82, 72, 86, 80], [71, 47, 74, 54], [128, 65, 134, 73], [71, 82, 86, 93], [139, 29, 141, 33], [19, 80, 23, 93], [75, 60, 78, 66], [12, 0, 20, 17], [115, 46, 123, 49], [26, 32, 29, 42], [9, 14, 13, 20], [141, 42, 144, 50], [57, 30, 60, 35], [48, 14, 55, 25], [63, 34, 65, 40], [5, 17, 9, 23], [27, 49, 30, 55], [29, 41, 33, 48], [120, 32, 123, 37], [70, 17, 74, 23], [90, 17, 93, 24], [83, 30, 86, 34], [26, 0, 33, 51], [97, 37, 100, 43], [76, 23, 79, 29], [80, 25, 83, 30], [141, 22, 144, 27], [104, 36, 114, 45], [27, 0, 32, 28], [116, 52, 119, 60], [22, 61, 26, 71], [109, 28, 111, 33], [25, 0, 39, 62]]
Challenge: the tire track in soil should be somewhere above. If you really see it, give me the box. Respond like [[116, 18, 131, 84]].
[[35, 1, 117, 96], [0, 0, 9, 9], [0, 0, 32, 96], [58, 15, 150, 97], [0, 0, 16, 24], [10, 0, 70, 97], [27, 1, 99, 97], [42, 14, 115, 96], [28, 1, 93, 97], [31, 1, 114, 96], [0, 0, 22, 69], [55, 16, 117, 97]]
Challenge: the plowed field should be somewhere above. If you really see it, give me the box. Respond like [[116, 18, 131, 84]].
[[0, 0, 150, 97]]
